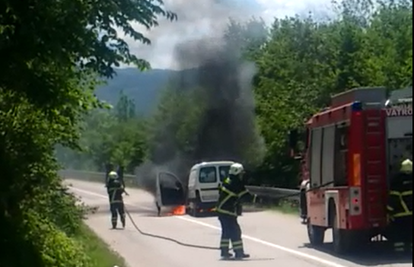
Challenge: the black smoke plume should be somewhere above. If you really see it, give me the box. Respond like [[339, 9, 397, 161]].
[[135, 21, 266, 198]]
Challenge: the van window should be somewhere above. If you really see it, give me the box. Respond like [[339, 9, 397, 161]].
[[199, 167, 217, 183], [218, 166, 231, 181]]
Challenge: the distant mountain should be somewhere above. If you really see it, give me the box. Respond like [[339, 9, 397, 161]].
[[95, 68, 177, 115]]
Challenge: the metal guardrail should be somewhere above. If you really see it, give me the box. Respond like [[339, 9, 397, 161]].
[[59, 169, 301, 202], [245, 186, 300, 201]]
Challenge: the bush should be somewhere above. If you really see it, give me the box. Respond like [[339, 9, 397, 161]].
[[0, 0, 175, 265], [0, 94, 91, 266]]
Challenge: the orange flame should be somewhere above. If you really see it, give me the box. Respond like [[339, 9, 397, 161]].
[[167, 205, 186, 216]]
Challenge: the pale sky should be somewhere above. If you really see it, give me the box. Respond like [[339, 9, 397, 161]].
[[117, 0, 333, 70]]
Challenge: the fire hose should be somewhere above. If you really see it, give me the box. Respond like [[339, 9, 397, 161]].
[[124, 208, 219, 250], [123, 181, 334, 251]]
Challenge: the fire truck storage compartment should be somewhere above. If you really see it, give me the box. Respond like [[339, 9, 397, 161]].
[[321, 125, 335, 186], [308, 121, 351, 229], [334, 123, 349, 186], [310, 127, 323, 188], [309, 122, 350, 189]]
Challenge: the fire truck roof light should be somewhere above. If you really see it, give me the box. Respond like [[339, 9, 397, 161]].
[[351, 101, 362, 111]]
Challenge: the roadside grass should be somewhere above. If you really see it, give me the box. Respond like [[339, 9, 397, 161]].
[[76, 223, 127, 267]]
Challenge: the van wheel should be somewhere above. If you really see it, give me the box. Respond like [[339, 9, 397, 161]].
[[191, 192, 201, 217], [307, 219, 325, 246], [190, 201, 200, 217]]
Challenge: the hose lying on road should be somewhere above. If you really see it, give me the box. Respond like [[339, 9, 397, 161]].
[[124, 208, 220, 250], [123, 181, 334, 251]]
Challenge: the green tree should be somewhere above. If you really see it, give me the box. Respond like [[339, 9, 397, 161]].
[[0, 0, 176, 266], [253, 0, 412, 187], [58, 92, 148, 173], [115, 90, 137, 121]]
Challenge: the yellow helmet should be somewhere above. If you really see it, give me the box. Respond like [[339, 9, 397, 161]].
[[400, 159, 413, 174]]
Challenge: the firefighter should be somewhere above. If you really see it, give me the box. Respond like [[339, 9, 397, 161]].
[[387, 159, 412, 252], [215, 163, 257, 260], [106, 171, 128, 229]]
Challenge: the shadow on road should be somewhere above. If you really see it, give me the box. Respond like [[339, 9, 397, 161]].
[[219, 257, 275, 261], [300, 242, 412, 266]]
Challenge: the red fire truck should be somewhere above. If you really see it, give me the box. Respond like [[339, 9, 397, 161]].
[[289, 87, 412, 254]]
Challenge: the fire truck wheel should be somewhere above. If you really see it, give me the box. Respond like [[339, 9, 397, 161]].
[[307, 220, 325, 246]]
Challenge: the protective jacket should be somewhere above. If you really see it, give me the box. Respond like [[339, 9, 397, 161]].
[[216, 175, 256, 216], [387, 172, 412, 219], [107, 179, 125, 204]]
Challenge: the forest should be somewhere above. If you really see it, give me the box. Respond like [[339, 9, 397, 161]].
[[0, 0, 411, 265], [58, 0, 412, 189]]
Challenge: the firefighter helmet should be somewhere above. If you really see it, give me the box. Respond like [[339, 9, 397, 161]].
[[400, 159, 413, 174], [229, 163, 244, 176], [108, 171, 118, 179]]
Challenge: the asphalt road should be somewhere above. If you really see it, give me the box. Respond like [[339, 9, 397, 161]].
[[67, 179, 412, 267]]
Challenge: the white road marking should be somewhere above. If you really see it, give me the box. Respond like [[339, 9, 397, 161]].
[[70, 186, 347, 267]]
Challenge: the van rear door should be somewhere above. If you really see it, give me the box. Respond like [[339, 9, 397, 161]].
[[198, 164, 232, 202], [198, 166, 221, 202], [156, 171, 186, 207]]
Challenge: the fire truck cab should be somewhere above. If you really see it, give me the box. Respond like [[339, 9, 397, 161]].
[[290, 87, 412, 254]]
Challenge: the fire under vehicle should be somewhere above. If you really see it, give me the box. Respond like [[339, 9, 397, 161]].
[[289, 87, 412, 254]]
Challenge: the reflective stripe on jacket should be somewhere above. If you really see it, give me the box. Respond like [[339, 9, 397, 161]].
[[215, 176, 256, 216], [387, 172, 412, 219], [107, 179, 125, 204]]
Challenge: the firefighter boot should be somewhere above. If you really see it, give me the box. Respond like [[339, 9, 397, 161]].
[[220, 249, 233, 259], [220, 239, 233, 259], [234, 247, 250, 260], [121, 215, 126, 229], [111, 217, 117, 229], [233, 240, 249, 260], [234, 252, 250, 260]]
